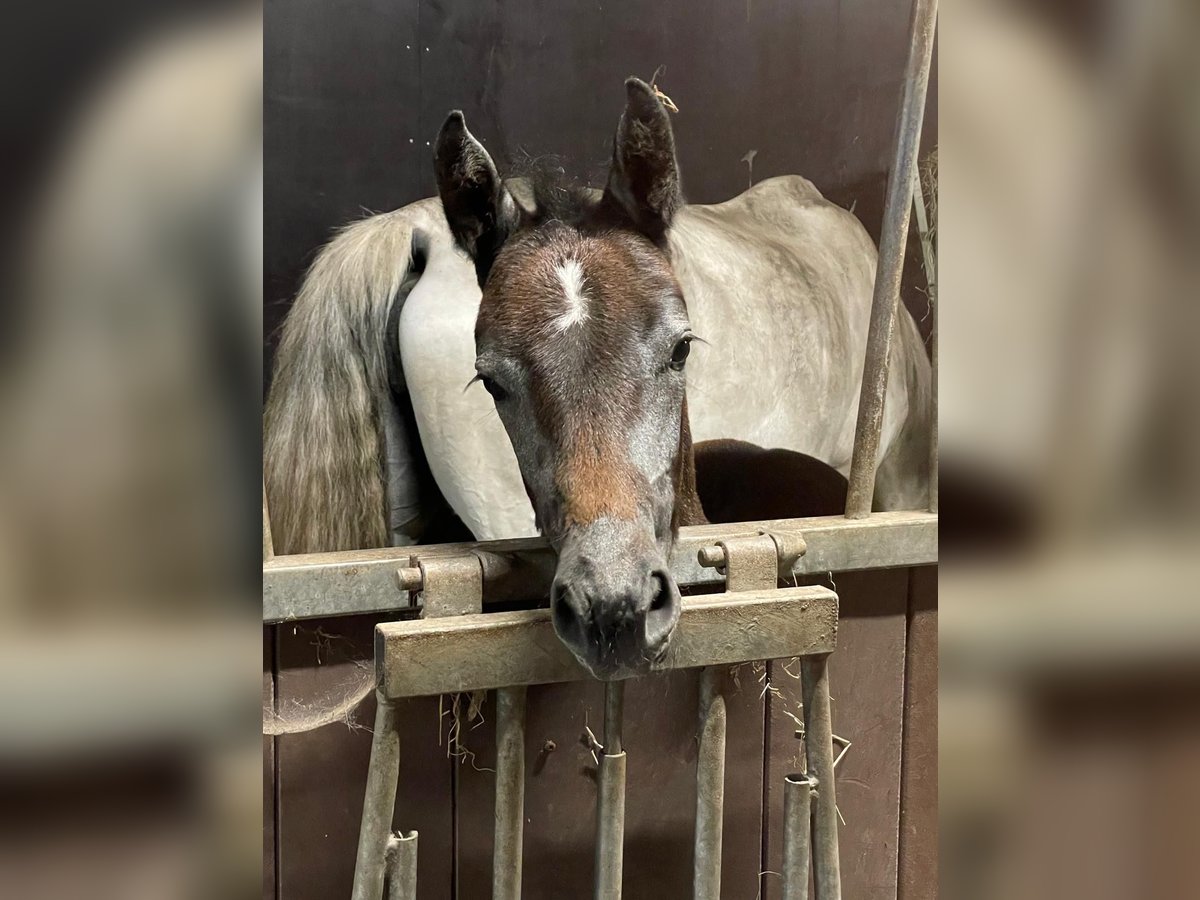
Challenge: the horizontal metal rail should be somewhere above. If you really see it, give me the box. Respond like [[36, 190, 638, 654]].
[[373, 586, 837, 699], [263, 511, 934, 623]]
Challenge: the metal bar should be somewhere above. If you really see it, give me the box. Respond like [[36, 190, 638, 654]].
[[385, 832, 418, 900], [376, 587, 838, 700], [493, 686, 527, 900], [264, 511, 933, 622], [351, 695, 402, 900], [801, 656, 842, 900], [928, 276, 938, 513], [782, 774, 815, 900], [910, 156, 938, 514], [595, 681, 628, 899], [594, 747, 627, 899], [844, 0, 939, 518], [693, 667, 728, 900], [604, 681, 625, 755]]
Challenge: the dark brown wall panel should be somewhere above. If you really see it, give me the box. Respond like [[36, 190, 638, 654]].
[[897, 565, 937, 900]]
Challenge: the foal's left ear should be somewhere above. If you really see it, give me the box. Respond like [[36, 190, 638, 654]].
[[601, 78, 684, 246], [435, 111, 521, 285]]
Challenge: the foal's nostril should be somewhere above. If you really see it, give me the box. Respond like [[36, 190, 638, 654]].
[[644, 570, 681, 650], [649, 573, 671, 612], [551, 581, 584, 641]]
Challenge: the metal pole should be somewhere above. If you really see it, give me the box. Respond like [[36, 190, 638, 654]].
[[351, 694, 402, 900], [801, 656, 842, 900], [604, 678, 625, 755], [910, 160, 938, 515], [493, 686, 527, 900], [928, 282, 938, 513], [693, 667, 727, 900], [844, 0, 939, 518], [782, 774, 815, 900], [595, 681, 627, 900], [385, 832, 418, 900]]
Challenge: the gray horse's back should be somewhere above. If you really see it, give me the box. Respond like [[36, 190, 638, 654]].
[[671, 175, 930, 510]]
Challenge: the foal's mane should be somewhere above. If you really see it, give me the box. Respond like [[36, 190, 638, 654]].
[[507, 157, 605, 230]]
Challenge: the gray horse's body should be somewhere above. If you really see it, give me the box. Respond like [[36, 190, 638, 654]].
[[265, 175, 930, 554]]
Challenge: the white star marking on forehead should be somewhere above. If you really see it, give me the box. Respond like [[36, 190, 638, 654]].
[[552, 258, 589, 331]]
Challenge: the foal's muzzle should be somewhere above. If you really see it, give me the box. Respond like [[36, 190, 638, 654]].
[[550, 519, 681, 679]]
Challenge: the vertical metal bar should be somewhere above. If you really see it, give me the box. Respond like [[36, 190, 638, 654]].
[[493, 686, 527, 900], [927, 280, 938, 513], [262, 480, 275, 562], [693, 667, 727, 900], [801, 656, 842, 900], [844, 0, 940, 518], [595, 681, 627, 900], [910, 160, 938, 514], [385, 831, 418, 900], [782, 774, 815, 900], [351, 694, 402, 900], [604, 679, 625, 754]]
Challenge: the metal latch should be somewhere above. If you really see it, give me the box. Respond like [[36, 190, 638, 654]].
[[697, 530, 807, 591], [396, 553, 484, 618]]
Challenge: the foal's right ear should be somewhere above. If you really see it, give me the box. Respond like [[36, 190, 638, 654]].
[[434, 111, 521, 285]]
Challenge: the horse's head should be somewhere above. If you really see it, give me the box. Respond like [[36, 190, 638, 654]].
[[435, 78, 701, 678]]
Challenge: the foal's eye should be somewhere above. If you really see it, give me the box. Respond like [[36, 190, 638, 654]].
[[669, 337, 692, 371], [479, 375, 508, 402]]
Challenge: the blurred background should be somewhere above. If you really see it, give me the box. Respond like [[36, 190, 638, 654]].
[[0, 2, 262, 899], [940, 1, 1200, 899], [0, 0, 1197, 897]]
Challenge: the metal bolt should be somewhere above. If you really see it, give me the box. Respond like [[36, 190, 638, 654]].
[[697, 545, 726, 569], [396, 566, 423, 592], [542, 740, 557, 753]]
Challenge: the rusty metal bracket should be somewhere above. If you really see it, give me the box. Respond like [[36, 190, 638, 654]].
[[403, 553, 484, 618], [696, 530, 808, 591]]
